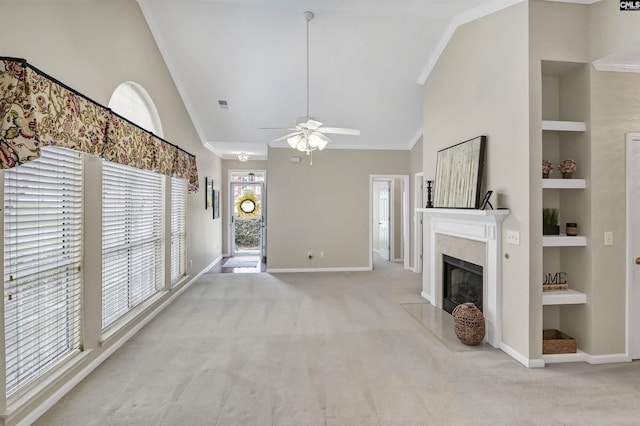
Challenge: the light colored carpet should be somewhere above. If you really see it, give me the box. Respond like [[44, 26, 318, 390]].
[[35, 258, 640, 425]]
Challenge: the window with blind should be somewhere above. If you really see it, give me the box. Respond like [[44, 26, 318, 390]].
[[170, 177, 187, 285], [3, 146, 83, 396], [102, 162, 163, 329]]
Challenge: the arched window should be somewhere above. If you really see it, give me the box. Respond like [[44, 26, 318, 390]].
[[108, 81, 164, 137]]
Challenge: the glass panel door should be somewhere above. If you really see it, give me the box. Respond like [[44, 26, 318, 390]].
[[231, 182, 264, 258]]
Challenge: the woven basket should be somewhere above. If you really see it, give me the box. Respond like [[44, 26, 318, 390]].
[[543, 329, 576, 354], [452, 302, 485, 346]]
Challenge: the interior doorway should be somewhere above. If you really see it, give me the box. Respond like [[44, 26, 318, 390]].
[[626, 133, 640, 359], [229, 170, 266, 263], [370, 175, 410, 270]]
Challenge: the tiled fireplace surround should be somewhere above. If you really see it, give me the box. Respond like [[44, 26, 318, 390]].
[[419, 209, 508, 347]]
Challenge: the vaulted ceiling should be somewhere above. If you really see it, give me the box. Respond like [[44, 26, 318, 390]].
[[135, 0, 528, 160]]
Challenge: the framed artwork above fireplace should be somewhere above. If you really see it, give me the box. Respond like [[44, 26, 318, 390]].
[[433, 135, 486, 209]]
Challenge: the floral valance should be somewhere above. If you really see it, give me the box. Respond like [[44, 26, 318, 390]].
[[0, 57, 199, 192]]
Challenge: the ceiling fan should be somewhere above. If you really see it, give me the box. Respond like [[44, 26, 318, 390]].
[[264, 11, 360, 157]]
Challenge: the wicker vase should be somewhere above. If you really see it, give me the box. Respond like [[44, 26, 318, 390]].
[[452, 302, 485, 346]]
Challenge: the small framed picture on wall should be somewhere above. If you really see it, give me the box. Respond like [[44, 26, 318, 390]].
[[205, 177, 213, 210], [213, 190, 220, 219]]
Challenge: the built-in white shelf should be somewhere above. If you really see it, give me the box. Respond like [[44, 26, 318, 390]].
[[542, 349, 587, 364], [542, 289, 587, 305], [542, 120, 586, 132], [543, 235, 587, 247], [542, 179, 586, 189]]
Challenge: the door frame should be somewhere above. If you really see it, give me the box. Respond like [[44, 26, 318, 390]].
[[228, 169, 267, 260], [626, 133, 640, 360], [414, 172, 424, 273], [369, 174, 410, 270]]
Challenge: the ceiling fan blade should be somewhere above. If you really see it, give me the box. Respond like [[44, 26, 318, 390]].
[[271, 131, 303, 143], [317, 127, 360, 136]]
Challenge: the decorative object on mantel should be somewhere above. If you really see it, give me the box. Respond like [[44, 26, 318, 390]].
[[559, 159, 577, 179], [425, 180, 433, 208], [566, 222, 578, 236], [542, 272, 568, 292], [542, 208, 560, 235], [452, 302, 485, 346], [480, 190, 493, 210], [542, 159, 553, 178], [543, 329, 577, 354], [433, 135, 486, 209], [0, 57, 199, 191]]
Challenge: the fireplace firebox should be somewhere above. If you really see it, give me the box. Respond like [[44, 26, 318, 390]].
[[442, 254, 483, 315]]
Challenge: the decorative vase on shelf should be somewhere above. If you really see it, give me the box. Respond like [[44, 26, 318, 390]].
[[452, 303, 485, 346], [542, 160, 553, 179], [559, 159, 576, 179]]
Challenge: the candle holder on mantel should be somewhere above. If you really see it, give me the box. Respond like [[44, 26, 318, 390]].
[[425, 180, 433, 208]]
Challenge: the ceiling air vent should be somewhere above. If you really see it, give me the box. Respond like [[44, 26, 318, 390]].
[[218, 100, 228, 109]]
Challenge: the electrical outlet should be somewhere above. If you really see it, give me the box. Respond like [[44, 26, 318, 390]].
[[506, 230, 520, 245], [320, 251, 324, 258], [604, 231, 614, 246]]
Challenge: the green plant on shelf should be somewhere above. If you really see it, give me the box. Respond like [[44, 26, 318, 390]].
[[543, 208, 559, 226]]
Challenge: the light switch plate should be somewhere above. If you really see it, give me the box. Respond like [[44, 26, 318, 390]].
[[604, 231, 614, 246], [506, 230, 520, 245]]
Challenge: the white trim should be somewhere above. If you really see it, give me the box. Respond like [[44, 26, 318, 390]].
[[593, 62, 640, 73], [414, 173, 424, 273], [542, 350, 588, 364], [13, 257, 220, 426], [543, 0, 601, 3], [586, 353, 631, 364], [417, 0, 526, 85], [266, 267, 371, 273], [369, 175, 411, 270], [499, 342, 544, 368], [420, 291, 434, 305], [626, 133, 640, 361], [418, 208, 509, 348]]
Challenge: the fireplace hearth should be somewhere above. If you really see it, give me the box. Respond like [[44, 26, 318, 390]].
[[442, 254, 483, 315]]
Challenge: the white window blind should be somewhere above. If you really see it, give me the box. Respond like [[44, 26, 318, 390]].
[[3, 147, 83, 397], [102, 162, 163, 329], [170, 177, 187, 285]]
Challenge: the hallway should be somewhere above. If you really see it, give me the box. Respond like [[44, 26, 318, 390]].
[[35, 259, 640, 425]]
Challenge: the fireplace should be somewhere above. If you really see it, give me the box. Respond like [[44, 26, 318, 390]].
[[442, 254, 483, 315]]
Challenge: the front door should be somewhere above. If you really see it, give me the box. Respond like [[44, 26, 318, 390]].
[[379, 181, 390, 260], [230, 182, 264, 259]]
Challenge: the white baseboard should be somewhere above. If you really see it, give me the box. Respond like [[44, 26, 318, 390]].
[[499, 342, 545, 368], [586, 352, 631, 364], [17, 259, 219, 426], [267, 266, 371, 273], [420, 291, 433, 304]]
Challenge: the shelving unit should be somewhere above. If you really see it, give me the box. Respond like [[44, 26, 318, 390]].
[[542, 120, 586, 132], [542, 289, 587, 305], [540, 60, 590, 364], [542, 235, 587, 247], [542, 179, 585, 189]]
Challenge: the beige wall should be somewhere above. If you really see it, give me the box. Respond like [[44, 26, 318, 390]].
[[266, 147, 409, 270], [423, 2, 530, 356], [589, 0, 640, 62], [1, 1, 221, 423], [0, 0, 222, 276], [590, 70, 640, 354]]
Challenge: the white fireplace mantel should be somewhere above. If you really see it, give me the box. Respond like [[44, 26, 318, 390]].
[[417, 208, 509, 347]]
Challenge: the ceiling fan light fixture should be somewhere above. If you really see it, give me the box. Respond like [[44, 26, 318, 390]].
[[237, 152, 249, 162], [308, 132, 330, 150], [287, 134, 303, 149]]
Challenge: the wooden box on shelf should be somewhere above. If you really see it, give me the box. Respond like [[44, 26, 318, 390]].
[[543, 329, 577, 354]]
